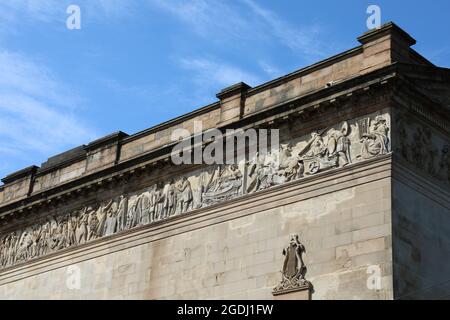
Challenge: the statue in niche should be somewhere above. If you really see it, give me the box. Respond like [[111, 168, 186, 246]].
[[116, 195, 128, 232], [176, 176, 193, 214], [202, 164, 243, 206], [273, 234, 311, 295], [104, 200, 119, 236], [163, 179, 176, 218], [299, 121, 351, 175], [357, 116, 390, 160]]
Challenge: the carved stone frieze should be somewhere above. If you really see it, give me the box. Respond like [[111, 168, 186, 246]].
[[395, 113, 450, 184], [0, 111, 391, 270]]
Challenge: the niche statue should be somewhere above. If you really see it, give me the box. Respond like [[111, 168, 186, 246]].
[[273, 234, 312, 295]]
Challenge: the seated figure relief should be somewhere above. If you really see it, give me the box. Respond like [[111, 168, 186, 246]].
[[357, 116, 390, 160]]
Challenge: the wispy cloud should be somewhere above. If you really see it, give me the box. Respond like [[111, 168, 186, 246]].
[[241, 0, 325, 57], [258, 60, 282, 78], [0, 0, 135, 35], [178, 57, 262, 88], [0, 51, 97, 173], [148, 0, 327, 59], [148, 0, 258, 42]]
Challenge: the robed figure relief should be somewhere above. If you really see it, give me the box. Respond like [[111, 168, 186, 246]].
[[358, 116, 390, 159], [273, 234, 311, 295]]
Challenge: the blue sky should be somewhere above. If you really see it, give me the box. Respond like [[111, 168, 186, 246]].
[[0, 0, 449, 180]]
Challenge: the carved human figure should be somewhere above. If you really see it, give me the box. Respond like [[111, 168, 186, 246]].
[[58, 218, 69, 249], [278, 145, 304, 182], [67, 213, 78, 246], [273, 234, 310, 294], [203, 164, 243, 205], [306, 132, 327, 158], [176, 177, 193, 214], [358, 116, 390, 159], [153, 182, 164, 221], [422, 127, 438, 176], [397, 119, 410, 162], [38, 221, 50, 256], [282, 234, 306, 280], [104, 201, 119, 236], [163, 179, 176, 218], [88, 210, 99, 241], [77, 208, 89, 244], [30, 226, 42, 258], [126, 195, 142, 229], [96, 201, 112, 237], [328, 126, 352, 166], [438, 145, 450, 183], [139, 192, 152, 225], [116, 195, 128, 232]]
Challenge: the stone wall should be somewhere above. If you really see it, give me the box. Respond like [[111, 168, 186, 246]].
[[392, 176, 450, 300]]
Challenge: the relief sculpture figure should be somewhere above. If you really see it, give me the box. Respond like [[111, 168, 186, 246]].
[[358, 116, 389, 159], [116, 196, 128, 232], [176, 177, 193, 214], [299, 121, 351, 175], [202, 164, 242, 206], [104, 200, 119, 236], [163, 179, 176, 218], [273, 234, 311, 295]]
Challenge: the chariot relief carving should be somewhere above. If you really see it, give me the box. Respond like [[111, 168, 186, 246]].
[[0, 112, 392, 270]]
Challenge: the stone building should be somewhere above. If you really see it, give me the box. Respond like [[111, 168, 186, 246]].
[[0, 22, 449, 300]]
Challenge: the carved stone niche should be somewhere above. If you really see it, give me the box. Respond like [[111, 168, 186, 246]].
[[272, 234, 313, 300]]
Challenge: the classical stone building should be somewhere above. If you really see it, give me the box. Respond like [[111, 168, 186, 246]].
[[0, 23, 449, 300]]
